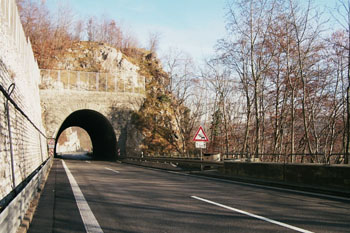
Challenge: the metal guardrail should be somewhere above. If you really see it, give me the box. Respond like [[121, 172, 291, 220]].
[[0, 83, 47, 138], [124, 156, 224, 167], [0, 82, 47, 193], [124, 154, 350, 166], [0, 157, 52, 233], [221, 153, 349, 165], [0, 80, 51, 233]]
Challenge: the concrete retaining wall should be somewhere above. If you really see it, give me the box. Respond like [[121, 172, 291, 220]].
[[0, 1, 50, 232], [0, 0, 48, 201], [222, 162, 350, 191]]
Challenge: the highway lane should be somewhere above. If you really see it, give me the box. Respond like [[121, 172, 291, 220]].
[[29, 158, 350, 233]]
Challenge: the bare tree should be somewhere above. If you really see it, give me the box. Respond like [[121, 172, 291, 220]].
[[86, 16, 98, 42], [331, 0, 350, 163], [200, 59, 236, 156], [288, 0, 325, 158], [217, 0, 280, 158], [162, 48, 202, 156], [17, 0, 74, 68], [148, 32, 161, 53]]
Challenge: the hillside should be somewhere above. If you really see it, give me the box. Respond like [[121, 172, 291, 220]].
[[46, 41, 186, 155]]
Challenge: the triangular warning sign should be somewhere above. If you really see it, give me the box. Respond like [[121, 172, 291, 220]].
[[193, 126, 209, 142]]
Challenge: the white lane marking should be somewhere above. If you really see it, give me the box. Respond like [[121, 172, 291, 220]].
[[191, 196, 313, 233], [167, 170, 189, 176], [86, 161, 91, 163], [189, 174, 350, 202], [104, 167, 120, 173], [62, 160, 104, 233]]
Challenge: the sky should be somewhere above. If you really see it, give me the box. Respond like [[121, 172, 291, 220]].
[[46, 0, 228, 63], [46, 0, 339, 64]]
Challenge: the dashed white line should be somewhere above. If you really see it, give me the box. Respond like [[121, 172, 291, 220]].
[[86, 161, 91, 163], [104, 167, 120, 173], [62, 160, 103, 233], [191, 196, 313, 233]]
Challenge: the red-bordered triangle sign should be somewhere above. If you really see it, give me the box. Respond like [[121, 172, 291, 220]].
[[193, 126, 209, 142]]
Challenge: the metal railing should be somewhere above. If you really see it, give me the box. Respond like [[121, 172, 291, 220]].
[[220, 153, 350, 165], [0, 82, 47, 196], [124, 152, 350, 166], [123, 156, 223, 170], [40, 69, 146, 94]]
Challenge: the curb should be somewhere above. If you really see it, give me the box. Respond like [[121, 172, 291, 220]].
[[16, 159, 53, 233]]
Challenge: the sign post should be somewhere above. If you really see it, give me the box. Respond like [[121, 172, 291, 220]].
[[193, 126, 209, 169]]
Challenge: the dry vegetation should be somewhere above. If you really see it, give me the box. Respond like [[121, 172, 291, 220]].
[[16, 0, 350, 163], [16, 0, 191, 156]]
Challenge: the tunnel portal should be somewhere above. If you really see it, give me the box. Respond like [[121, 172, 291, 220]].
[[55, 109, 117, 160]]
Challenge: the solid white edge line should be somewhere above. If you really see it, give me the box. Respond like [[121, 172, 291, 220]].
[[104, 167, 120, 173], [62, 160, 104, 233], [191, 196, 314, 233], [189, 173, 350, 201], [166, 168, 350, 201]]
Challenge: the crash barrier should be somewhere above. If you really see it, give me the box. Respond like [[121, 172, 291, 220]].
[[123, 156, 223, 171], [0, 157, 52, 233], [0, 76, 49, 233], [0, 81, 48, 199], [124, 157, 349, 195], [222, 162, 350, 192]]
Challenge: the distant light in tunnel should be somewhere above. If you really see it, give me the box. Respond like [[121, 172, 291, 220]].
[[55, 109, 117, 160], [56, 127, 92, 154]]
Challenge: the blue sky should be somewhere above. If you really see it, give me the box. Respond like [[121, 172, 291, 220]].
[[46, 0, 338, 63], [47, 0, 228, 62]]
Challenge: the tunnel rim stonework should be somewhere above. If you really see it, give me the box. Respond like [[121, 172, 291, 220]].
[[54, 109, 117, 161]]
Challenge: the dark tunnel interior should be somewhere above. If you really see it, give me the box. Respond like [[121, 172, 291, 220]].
[[55, 109, 117, 160]]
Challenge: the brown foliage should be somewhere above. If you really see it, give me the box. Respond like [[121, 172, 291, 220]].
[[16, 0, 140, 69]]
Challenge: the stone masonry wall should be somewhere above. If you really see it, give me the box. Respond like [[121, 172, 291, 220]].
[[0, 0, 48, 200], [40, 89, 144, 156], [39, 50, 146, 157]]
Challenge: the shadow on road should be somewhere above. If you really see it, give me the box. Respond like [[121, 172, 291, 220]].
[[56, 152, 92, 160]]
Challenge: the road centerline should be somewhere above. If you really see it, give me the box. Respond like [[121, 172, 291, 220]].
[[62, 160, 104, 233], [191, 195, 313, 233], [104, 167, 120, 173]]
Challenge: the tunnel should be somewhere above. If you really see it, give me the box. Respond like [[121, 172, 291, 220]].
[[54, 109, 117, 160]]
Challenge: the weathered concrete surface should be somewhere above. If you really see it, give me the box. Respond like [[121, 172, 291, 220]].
[[221, 162, 350, 192], [0, 0, 48, 201], [40, 89, 144, 158], [39, 42, 147, 158], [40, 69, 145, 94]]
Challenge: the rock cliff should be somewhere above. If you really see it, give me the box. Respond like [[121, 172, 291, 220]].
[[44, 41, 184, 156]]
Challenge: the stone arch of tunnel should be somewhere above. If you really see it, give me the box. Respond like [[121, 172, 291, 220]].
[[54, 109, 117, 160]]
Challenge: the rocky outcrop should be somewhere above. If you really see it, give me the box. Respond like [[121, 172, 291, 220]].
[[52, 41, 138, 74], [39, 41, 146, 157]]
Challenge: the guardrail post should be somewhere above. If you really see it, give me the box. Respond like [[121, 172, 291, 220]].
[[5, 83, 16, 189], [39, 132, 43, 162]]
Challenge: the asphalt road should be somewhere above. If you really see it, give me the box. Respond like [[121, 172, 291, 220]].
[[28, 158, 350, 233]]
